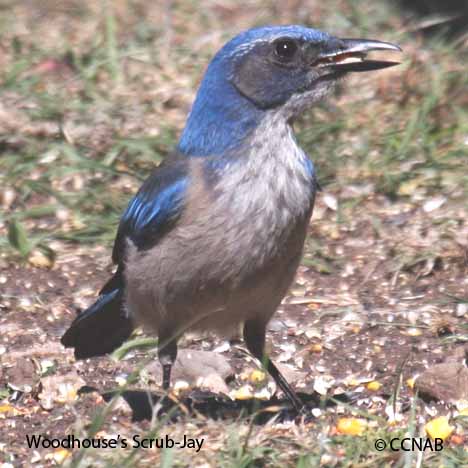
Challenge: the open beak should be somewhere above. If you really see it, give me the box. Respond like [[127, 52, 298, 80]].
[[316, 38, 402, 72]]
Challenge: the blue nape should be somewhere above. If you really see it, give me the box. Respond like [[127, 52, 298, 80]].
[[177, 70, 262, 157]]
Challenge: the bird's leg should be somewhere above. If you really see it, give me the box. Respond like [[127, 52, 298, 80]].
[[158, 335, 178, 390], [243, 319, 304, 412]]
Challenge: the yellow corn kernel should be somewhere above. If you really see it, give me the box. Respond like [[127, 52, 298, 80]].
[[366, 381, 381, 391], [425, 416, 453, 441], [250, 370, 267, 384], [336, 418, 366, 436], [406, 378, 415, 389], [233, 386, 254, 400]]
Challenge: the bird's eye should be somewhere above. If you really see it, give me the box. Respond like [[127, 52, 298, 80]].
[[274, 39, 298, 60]]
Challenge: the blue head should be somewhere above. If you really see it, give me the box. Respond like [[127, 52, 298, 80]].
[[178, 25, 400, 157]]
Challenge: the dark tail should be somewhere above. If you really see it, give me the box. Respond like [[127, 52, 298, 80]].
[[61, 284, 133, 359]]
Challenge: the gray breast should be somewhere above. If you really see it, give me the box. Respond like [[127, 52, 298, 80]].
[[124, 116, 316, 335], [208, 116, 316, 270]]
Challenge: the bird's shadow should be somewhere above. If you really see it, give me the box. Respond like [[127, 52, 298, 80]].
[[78, 386, 352, 423]]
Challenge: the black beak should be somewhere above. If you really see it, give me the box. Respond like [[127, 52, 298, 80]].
[[316, 38, 402, 72]]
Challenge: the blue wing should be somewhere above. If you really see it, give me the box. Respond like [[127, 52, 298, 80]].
[[112, 158, 189, 265]]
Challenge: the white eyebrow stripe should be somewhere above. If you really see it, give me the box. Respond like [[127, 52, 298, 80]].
[[228, 32, 315, 59], [228, 39, 265, 58]]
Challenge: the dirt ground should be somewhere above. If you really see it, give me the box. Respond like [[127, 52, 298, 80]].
[[2, 193, 467, 465]]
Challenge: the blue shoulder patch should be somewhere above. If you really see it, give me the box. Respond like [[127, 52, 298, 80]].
[[112, 160, 189, 264]]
